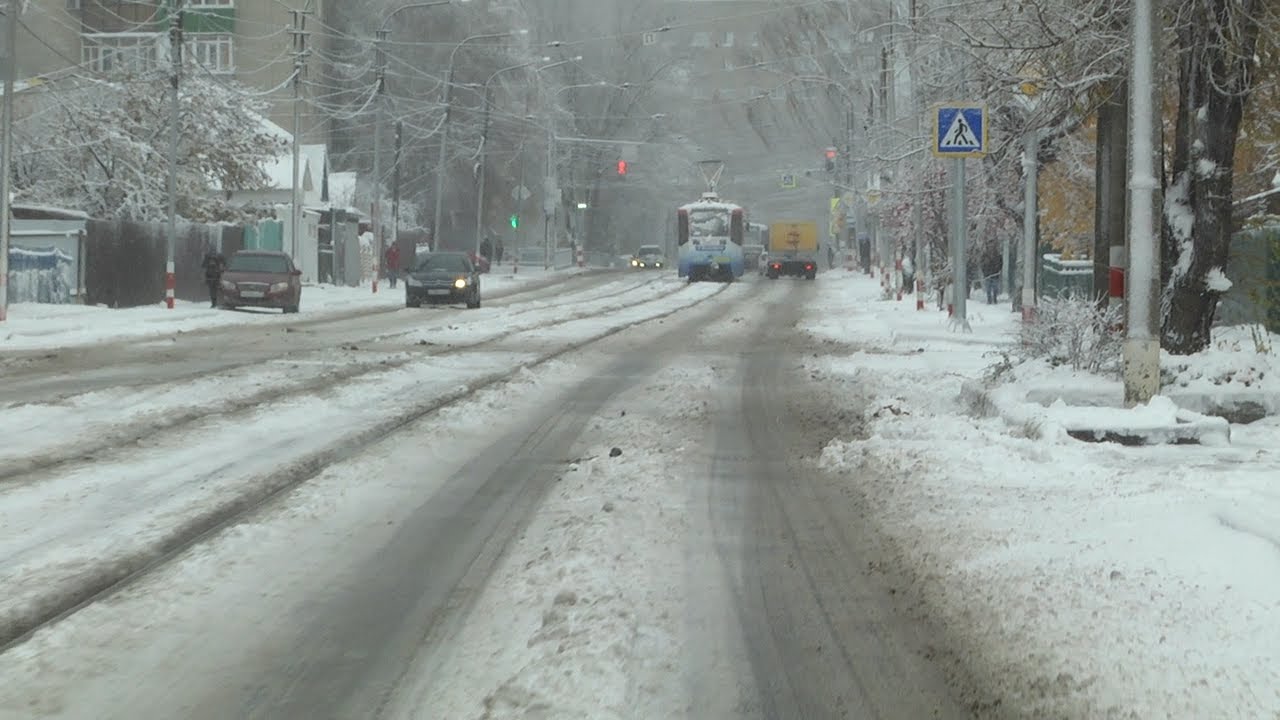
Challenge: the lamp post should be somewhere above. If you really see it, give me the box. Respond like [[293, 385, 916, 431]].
[[432, 30, 527, 251], [474, 56, 579, 258], [372, 0, 461, 288]]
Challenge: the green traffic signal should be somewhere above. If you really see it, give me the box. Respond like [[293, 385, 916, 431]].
[[509, 214, 519, 228]]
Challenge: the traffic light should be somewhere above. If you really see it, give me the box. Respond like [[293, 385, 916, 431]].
[[616, 159, 627, 176], [509, 214, 519, 228], [824, 147, 837, 172]]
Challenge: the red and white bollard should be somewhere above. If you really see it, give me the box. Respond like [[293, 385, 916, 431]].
[[894, 257, 903, 301], [165, 261, 175, 309], [576, 248, 585, 268]]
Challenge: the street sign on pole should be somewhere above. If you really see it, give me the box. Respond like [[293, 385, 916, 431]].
[[932, 104, 987, 158], [780, 173, 796, 188]]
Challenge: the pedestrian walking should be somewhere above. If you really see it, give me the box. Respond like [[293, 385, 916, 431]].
[[201, 247, 227, 308], [479, 236, 493, 263], [385, 243, 400, 289], [827, 243, 835, 269], [495, 238, 505, 266], [981, 244, 1001, 304]]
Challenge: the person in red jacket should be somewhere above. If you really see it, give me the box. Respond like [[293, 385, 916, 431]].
[[385, 243, 401, 288]]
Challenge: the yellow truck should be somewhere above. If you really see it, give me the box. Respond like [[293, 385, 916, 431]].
[[765, 220, 819, 280]]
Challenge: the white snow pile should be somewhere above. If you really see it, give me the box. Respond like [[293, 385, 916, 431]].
[[802, 271, 1280, 719], [0, 269, 570, 350]]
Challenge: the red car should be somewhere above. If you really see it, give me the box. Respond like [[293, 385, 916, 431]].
[[218, 250, 303, 313], [466, 251, 491, 274]]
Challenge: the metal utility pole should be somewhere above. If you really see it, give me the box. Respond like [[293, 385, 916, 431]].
[[950, 158, 970, 331], [0, 0, 18, 322], [1020, 130, 1039, 322], [289, 7, 310, 269], [164, 2, 183, 310], [1123, 0, 1161, 405]]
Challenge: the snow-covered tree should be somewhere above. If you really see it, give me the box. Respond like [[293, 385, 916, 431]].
[[14, 73, 286, 222]]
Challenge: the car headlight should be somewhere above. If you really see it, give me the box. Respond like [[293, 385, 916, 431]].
[[454, 278, 468, 289], [631, 259, 639, 266], [220, 280, 235, 290], [269, 282, 289, 293]]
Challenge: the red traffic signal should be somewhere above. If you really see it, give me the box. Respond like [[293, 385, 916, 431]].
[[617, 159, 628, 175]]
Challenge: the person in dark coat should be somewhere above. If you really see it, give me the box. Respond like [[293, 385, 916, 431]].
[[494, 238, 505, 265], [201, 248, 227, 308], [479, 236, 493, 262], [981, 244, 1002, 304], [385, 243, 400, 289]]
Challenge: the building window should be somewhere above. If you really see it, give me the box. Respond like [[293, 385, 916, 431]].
[[187, 33, 234, 73], [81, 33, 164, 74], [721, 31, 734, 47]]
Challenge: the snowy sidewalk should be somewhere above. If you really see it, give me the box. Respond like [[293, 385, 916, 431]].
[[802, 271, 1280, 719], [0, 266, 580, 351]]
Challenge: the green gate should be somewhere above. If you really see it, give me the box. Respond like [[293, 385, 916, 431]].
[[243, 220, 284, 251]]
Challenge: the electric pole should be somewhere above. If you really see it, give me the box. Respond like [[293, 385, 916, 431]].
[[0, 0, 18, 321], [392, 119, 402, 256], [164, 1, 183, 310], [372, 28, 386, 287], [289, 6, 311, 269], [1123, 0, 1162, 405]]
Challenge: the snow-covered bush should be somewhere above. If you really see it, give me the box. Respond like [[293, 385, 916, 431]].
[[1016, 291, 1124, 373]]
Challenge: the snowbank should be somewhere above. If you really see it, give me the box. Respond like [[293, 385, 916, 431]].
[[0, 267, 577, 351], [801, 272, 1280, 718]]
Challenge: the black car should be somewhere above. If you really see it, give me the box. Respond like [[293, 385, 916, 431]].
[[404, 251, 481, 309]]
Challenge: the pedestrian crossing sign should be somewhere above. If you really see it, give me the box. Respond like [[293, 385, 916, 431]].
[[933, 104, 987, 158]]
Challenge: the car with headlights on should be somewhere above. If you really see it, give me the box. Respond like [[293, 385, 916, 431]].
[[629, 244, 667, 270], [405, 251, 481, 309], [218, 250, 302, 313]]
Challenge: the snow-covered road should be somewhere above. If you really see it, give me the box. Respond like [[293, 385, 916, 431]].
[[0, 272, 722, 650], [0, 272, 973, 720]]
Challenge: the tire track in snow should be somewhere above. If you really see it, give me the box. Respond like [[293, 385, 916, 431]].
[[0, 280, 729, 653]]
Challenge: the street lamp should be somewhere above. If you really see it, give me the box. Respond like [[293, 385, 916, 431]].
[[432, 29, 530, 252], [474, 56, 581, 258], [371, 0, 469, 288]]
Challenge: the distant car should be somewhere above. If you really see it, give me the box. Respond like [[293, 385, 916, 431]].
[[629, 244, 667, 270], [218, 250, 302, 313], [405, 251, 481, 309]]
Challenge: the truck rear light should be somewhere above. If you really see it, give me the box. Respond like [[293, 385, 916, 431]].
[[805, 263, 814, 271]]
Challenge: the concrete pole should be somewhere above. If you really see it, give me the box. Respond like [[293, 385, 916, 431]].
[[0, 0, 19, 321], [474, 87, 492, 258], [431, 63, 456, 252], [1123, 0, 1161, 405], [290, 15, 307, 268], [1020, 131, 1039, 322], [165, 3, 183, 310], [371, 29, 386, 287]]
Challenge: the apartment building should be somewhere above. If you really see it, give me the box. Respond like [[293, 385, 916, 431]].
[[14, 0, 329, 142]]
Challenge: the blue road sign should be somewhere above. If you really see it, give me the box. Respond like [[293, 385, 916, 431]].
[[934, 105, 987, 158]]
